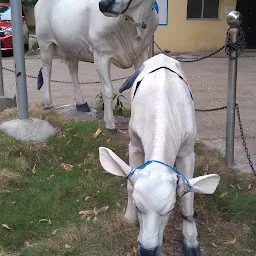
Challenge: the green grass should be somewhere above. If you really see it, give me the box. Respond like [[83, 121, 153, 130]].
[[0, 107, 255, 256], [0, 108, 133, 254], [28, 26, 35, 35]]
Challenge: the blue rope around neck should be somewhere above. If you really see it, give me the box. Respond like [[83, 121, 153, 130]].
[[125, 160, 192, 189]]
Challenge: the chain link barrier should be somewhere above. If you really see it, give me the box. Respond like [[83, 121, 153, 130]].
[[2, 31, 255, 174], [235, 103, 256, 175]]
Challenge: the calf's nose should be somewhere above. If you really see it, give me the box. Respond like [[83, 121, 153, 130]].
[[139, 245, 159, 256]]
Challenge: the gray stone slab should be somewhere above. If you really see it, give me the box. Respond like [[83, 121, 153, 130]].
[[0, 118, 56, 142]]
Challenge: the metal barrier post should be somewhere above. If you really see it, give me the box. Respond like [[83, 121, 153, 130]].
[[10, 0, 29, 119], [0, 47, 4, 96], [225, 11, 243, 167]]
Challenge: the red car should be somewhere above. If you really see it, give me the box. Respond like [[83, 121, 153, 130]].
[[0, 3, 29, 51]]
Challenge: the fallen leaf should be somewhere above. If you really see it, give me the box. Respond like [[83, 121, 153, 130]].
[[79, 206, 109, 219], [98, 206, 109, 213], [93, 128, 102, 138], [224, 237, 236, 245], [2, 224, 11, 230], [87, 153, 94, 159], [61, 163, 74, 172], [220, 192, 228, 198], [207, 228, 212, 233], [32, 165, 36, 175], [75, 163, 83, 169], [47, 174, 56, 180], [242, 223, 251, 233], [24, 241, 32, 247], [230, 184, 235, 188], [65, 244, 71, 249], [243, 248, 253, 253], [237, 184, 242, 190], [39, 219, 51, 224], [85, 197, 90, 201], [52, 229, 57, 235], [0, 190, 11, 194], [211, 242, 218, 248], [248, 184, 252, 190]]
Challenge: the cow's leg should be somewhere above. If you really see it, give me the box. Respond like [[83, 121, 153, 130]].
[[133, 46, 150, 70], [175, 153, 202, 256], [40, 42, 55, 109], [124, 142, 144, 224], [94, 55, 116, 132], [67, 60, 90, 112]]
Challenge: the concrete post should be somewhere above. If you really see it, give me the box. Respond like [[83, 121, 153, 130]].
[[225, 11, 243, 167], [10, 0, 29, 119]]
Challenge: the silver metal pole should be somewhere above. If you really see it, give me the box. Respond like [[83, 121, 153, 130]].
[[0, 46, 4, 96], [10, 0, 29, 119], [225, 11, 243, 167]]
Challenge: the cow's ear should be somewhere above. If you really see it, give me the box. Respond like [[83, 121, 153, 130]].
[[99, 147, 131, 177], [189, 174, 220, 194]]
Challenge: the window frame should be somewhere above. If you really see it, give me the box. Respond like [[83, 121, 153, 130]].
[[186, 0, 221, 20]]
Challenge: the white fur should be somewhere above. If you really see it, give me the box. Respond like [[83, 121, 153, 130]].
[[35, 0, 158, 129], [99, 54, 220, 254]]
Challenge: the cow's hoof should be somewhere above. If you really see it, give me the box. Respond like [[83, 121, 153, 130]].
[[44, 106, 54, 110], [76, 103, 91, 112], [107, 128, 117, 135], [182, 242, 202, 256]]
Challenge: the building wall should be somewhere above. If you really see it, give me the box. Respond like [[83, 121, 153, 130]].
[[155, 0, 237, 53]]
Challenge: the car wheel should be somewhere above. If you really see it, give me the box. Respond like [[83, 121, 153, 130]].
[[24, 42, 29, 51]]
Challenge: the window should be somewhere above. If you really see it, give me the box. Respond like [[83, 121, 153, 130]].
[[187, 0, 220, 19]]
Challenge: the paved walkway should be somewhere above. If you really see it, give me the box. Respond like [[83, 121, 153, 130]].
[[1, 54, 256, 174]]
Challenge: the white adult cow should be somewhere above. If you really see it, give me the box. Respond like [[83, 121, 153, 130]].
[[35, 0, 158, 132], [99, 54, 220, 256]]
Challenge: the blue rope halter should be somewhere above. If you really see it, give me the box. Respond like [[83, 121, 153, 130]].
[[125, 160, 192, 189]]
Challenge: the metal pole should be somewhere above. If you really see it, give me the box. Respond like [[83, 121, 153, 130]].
[[10, 0, 29, 119], [0, 46, 4, 96], [225, 11, 243, 167]]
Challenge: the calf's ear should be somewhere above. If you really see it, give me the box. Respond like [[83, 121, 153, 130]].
[[189, 174, 220, 194], [99, 147, 131, 177]]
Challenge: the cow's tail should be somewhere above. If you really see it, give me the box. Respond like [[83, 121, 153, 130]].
[[37, 68, 44, 90]]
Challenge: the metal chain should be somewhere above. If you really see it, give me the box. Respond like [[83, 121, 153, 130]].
[[153, 27, 246, 63], [195, 105, 227, 112], [153, 39, 225, 63], [225, 27, 246, 60], [235, 103, 256, 175], [2, 67, 127, 84]]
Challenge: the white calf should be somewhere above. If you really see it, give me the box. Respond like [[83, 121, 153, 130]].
[[99, 54, 220, 256]]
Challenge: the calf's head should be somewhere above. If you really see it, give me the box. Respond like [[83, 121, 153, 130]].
[[99, 147, 220, 256]]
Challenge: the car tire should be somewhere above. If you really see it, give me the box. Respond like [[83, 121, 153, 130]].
[[24, 42, 29, 51]]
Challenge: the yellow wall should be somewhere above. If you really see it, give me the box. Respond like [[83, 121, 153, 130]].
[[155, 0, 237, 53]]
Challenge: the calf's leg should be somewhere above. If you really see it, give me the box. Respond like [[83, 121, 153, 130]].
[[176, 153, 202, 256], [124, 143, 144, 224]]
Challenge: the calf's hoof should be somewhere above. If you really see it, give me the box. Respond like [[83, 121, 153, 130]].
[[107, 128, 117, 135], [76, 103, 91, 112], [182, 242, 202, 256]]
